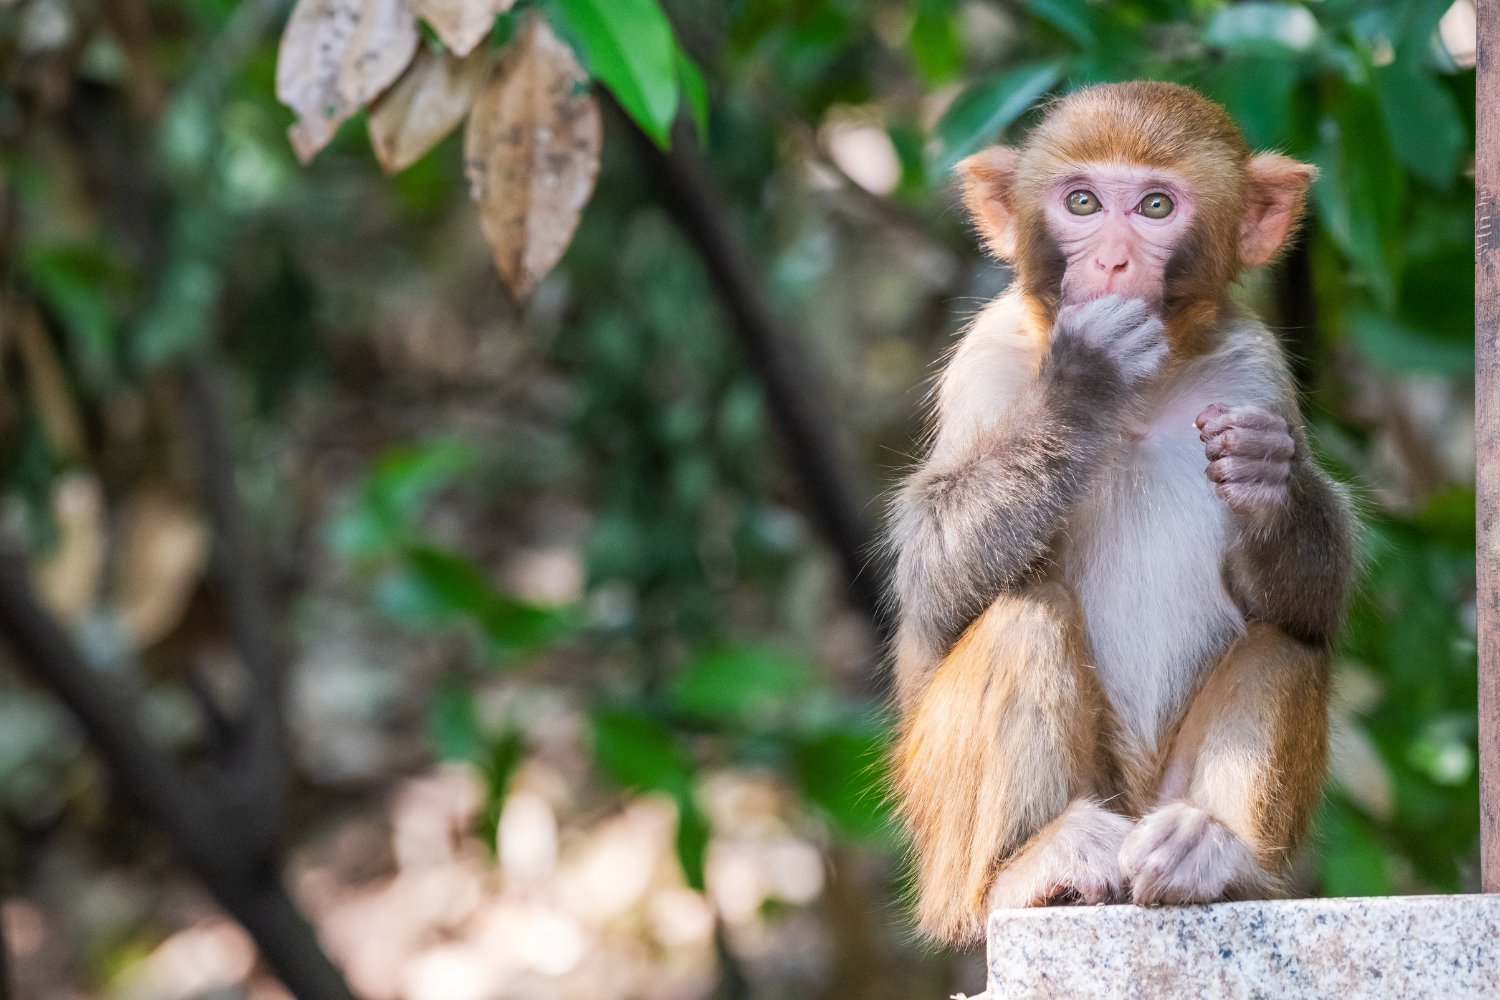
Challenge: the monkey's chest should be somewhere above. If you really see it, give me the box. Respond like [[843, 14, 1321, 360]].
[[1056, 424, 1245, 752]]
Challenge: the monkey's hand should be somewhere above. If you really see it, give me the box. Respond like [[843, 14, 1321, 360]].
[[1196, 403, 1295, 517], [1050, 294, 1167, 391]]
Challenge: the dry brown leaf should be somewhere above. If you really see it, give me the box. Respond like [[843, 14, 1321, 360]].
[[13, 305, 85, 461], [34, 472, 104, 624], [276, 0, 420, 163], [112, 489, 207, 650], [463, 15, 601, 301], [369, 44, 488, 174], [410, 0, 514, 57]]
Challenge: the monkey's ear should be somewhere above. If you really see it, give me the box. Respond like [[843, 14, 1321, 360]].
[[1240, 153, 1318, 267], [957, 146, 1021, 259]]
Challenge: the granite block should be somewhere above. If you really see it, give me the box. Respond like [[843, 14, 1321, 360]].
[[986, 895, 1500, 999]]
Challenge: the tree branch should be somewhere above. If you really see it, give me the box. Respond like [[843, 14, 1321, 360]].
[[625, 118, 892, 651], [185, 354, 288, 857], [0, 560, 357, 999]]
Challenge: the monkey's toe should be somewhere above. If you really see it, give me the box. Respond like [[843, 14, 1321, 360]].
[[987, 798, 1134, 910], [1119, 802, 1264, 905]]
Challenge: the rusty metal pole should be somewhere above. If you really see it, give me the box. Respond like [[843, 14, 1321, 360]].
[[1477, 0, 1500, 893]]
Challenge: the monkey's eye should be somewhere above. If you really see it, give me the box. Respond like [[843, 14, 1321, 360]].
[[1138, 193, 1174, 219], [1065, 190, 1100, 216]]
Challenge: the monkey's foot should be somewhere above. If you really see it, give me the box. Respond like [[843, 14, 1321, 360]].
[[986, 799, 1134, 909], [1119, 801, 1272, 905]]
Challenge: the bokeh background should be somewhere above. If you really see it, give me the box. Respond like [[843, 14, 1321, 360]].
[[0, 1, 1481, 998]]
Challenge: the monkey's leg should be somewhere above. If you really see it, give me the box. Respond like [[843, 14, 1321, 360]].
[[894, 580, 1127, 945], [1119, 622, 1329, 905]]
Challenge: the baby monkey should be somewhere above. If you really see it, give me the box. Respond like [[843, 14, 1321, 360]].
[[889, 82, 1356, 945]]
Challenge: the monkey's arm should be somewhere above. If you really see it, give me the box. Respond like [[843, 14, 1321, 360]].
[[893, 297, 1165, 651], [1196, 403, 1356, 644]]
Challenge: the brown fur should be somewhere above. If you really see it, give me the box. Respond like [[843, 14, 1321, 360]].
[[1163, 622, 1331, 867], [893, 580, 1109, 945], [897, 582, 1330, 941]]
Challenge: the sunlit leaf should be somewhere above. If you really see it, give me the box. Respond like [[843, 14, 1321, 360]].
[[930, 59, 1065, 175], [369, 43, 489, 173], [552, 0, 679, 146], [463, 15, 602, 301], [409, 0, 514, 57], [1204, 2, 1320, 59], [275, 0, 420, 162]]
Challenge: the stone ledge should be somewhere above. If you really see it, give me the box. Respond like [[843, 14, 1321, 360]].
[[985, 894, 1500, 999]]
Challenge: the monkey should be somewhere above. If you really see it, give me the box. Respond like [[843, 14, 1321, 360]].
[[887, 81, 1356, 947]]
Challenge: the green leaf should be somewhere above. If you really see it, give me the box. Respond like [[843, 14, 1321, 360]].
[[1312, 85, 1404, 308], [1372, 61, 1465, 190], [593, 707, 694, 797], [404, 546, 494, 617], [22, 243, 124, 381], [668, 646, 813, 724], [552, 0, 680, 146], [135, 255, 223, 367], [674, 793, 710, 890], [793, 723, 892, 843], [1204, 2, 1320, 59], [1318, 798, 1393, 896], [1347, 309, 1472, 376], [930, 60, 1066, 176], [328, 439, 476, 559], [1203, 56, 1301, 149], [477, 728, 526, 851], [676, 46, 709, 142], [427, 679, 482, 762], [909, 0, 962, 83], [380, 545, 571, 654], [1027, 0, 1097, 49]]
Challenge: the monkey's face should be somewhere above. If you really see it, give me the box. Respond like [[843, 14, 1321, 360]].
[[1044, 163, 1195, 307], [955, 82, 1317, 351]]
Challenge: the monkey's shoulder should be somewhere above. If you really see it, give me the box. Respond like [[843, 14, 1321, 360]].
[[928, 292, 1044, 456]]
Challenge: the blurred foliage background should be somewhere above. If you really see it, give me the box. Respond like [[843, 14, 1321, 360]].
[[0, 0, 1481, 998]]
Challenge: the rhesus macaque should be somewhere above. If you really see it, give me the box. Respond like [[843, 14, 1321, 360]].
[[888, 81, 1356, 945]]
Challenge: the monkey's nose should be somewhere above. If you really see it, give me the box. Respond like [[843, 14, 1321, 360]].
[[1095, 257, 1129, 274]]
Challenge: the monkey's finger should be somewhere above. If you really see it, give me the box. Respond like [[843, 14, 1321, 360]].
[[1203, 428, 1296, 462], [1195, 404, 1287, 439], [1206, 456, 1291, 485], [1194, 402, 1230, 430]]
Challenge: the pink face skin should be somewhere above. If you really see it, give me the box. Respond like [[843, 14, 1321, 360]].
[[1045, 163, 1196, 306]]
